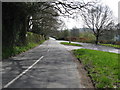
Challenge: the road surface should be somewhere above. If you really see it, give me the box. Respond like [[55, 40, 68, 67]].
[[57, 40, 120, 54], [2, 38, 84, 88]]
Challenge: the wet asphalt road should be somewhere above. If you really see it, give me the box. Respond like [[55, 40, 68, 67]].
[[2, 38, 83, 88], [57, 40, 120, 54]]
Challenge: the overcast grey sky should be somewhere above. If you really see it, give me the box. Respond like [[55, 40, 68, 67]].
[[61, 0, 120, 29]]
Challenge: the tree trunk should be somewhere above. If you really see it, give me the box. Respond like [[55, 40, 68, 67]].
[[95, 35, 99, 45], [19, 16, 28, 45]]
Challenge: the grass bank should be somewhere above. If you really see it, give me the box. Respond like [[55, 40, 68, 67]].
[[99, 44, 120, 49], [2, 32, 45, 59], [60, 42, 82, 46], [3, 40, 45, 59], [73, 49, 119, 88]]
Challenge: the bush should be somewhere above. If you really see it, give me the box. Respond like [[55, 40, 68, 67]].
[[78, 37, 95, 43], [99, 40, 108, 44], [26, 32, 45, 43], [79, 32, 95, 43], [66, 37, 78, 41], [115, 41, 120, 45], [99, 40, 119, 45]]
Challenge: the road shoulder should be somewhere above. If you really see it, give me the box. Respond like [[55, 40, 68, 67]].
[[70, 51, 94, 88]]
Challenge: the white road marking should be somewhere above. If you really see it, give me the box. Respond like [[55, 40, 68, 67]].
[[4, 56, 44, 88], [47, 49, 49, 52]]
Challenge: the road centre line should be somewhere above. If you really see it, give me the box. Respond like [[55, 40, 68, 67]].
[[4, 56, 44, 88], [47, 49, 49, 52]]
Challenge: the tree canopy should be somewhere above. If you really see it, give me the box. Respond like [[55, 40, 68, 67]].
[[2, 1, 95, 47]]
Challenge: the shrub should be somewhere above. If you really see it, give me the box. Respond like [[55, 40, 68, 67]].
[[115, 41, 120, 45]]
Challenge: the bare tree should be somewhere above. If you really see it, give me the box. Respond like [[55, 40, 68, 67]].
[[81, 5, 113, 44], [51, 0, 95, 18]]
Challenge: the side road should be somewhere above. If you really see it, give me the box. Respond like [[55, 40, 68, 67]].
[[57, 40, 120, 54], [2, 38, 92, 88]]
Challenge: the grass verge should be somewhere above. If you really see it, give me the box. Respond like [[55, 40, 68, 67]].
[[73, 49, 119, 88], [99, 44, 120, 49], [2, 40, 45, 59], [60, 42, 82, 46]]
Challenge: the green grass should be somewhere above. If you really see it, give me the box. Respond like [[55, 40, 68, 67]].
[[60, 42, 82, 46], [2, 40, 45, 59], [99, 44, 120, 49], [73, 49, 119, 88]]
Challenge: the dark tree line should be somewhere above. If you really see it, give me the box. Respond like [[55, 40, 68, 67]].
[[3, 3, 27, 47], [4, 1, 99, 48], [3, 1, 94, 48], [2, 2, 60, 48]]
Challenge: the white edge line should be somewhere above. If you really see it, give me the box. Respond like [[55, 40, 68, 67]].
[[3, 56, 44, 88]]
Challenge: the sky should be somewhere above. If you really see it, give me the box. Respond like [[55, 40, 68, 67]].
[[61, 0, 120, 29]]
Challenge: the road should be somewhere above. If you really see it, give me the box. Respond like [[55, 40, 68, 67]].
[[57, 40, 120, 54], [2, 38, 84, 88]]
